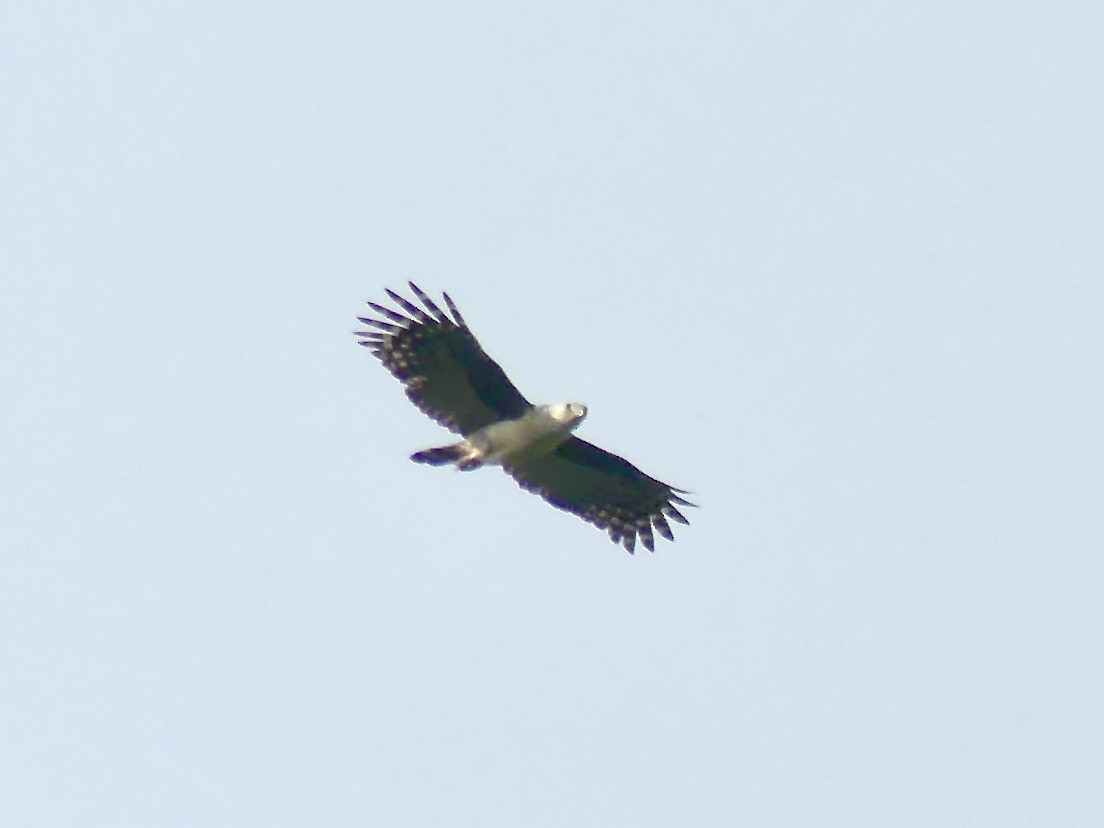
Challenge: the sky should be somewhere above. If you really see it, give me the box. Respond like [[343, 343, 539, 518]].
[[3, 1, 1103, 825]]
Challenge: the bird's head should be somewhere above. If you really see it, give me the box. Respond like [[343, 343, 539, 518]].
[[549, 402, 588, 428]]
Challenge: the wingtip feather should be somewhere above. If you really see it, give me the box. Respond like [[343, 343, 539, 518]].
[[442, 292, 467, 327]]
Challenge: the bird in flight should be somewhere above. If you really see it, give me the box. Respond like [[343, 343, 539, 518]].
[[355, 283, 694, 553]]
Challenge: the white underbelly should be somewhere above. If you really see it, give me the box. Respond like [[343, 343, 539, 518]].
[[475, 414, 568, 465]]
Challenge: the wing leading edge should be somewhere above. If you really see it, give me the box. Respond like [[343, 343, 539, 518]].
[[505, 436, 695, 553], [355, 283, 531, 435]]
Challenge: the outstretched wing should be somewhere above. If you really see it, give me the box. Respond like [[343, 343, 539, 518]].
[[505, 436, 695, 553], [355, 283, 531, 435]]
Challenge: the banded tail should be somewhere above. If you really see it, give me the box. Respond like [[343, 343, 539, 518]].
[[411, 442, 483, 470]]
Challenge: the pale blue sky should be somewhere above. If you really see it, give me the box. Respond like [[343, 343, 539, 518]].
[[3, 2, 1102, 825]]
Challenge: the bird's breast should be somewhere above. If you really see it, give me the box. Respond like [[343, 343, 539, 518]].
[[474, 412, 571, 465]]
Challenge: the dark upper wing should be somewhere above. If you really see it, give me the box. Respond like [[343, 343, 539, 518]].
[[355, 283, 531, 435], [504, 436, 695, 553]]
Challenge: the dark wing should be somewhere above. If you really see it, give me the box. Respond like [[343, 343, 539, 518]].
[[505, 436, 695, 553], [355, 283, 531, 435]]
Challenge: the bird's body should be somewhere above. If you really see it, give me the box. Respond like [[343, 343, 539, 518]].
[[355, 283, 694, 553], [413, 403, 588, 470]]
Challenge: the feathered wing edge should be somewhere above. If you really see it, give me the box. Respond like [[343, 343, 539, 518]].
[[507, 437, 697, 554], [580, 485, 696, 554], [354, 282, 531, 434], [354, 282, 463, 350]]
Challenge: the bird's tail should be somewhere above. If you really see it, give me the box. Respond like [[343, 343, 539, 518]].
[[410, 442, 483, 470], [410, 444, 463, 465]]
